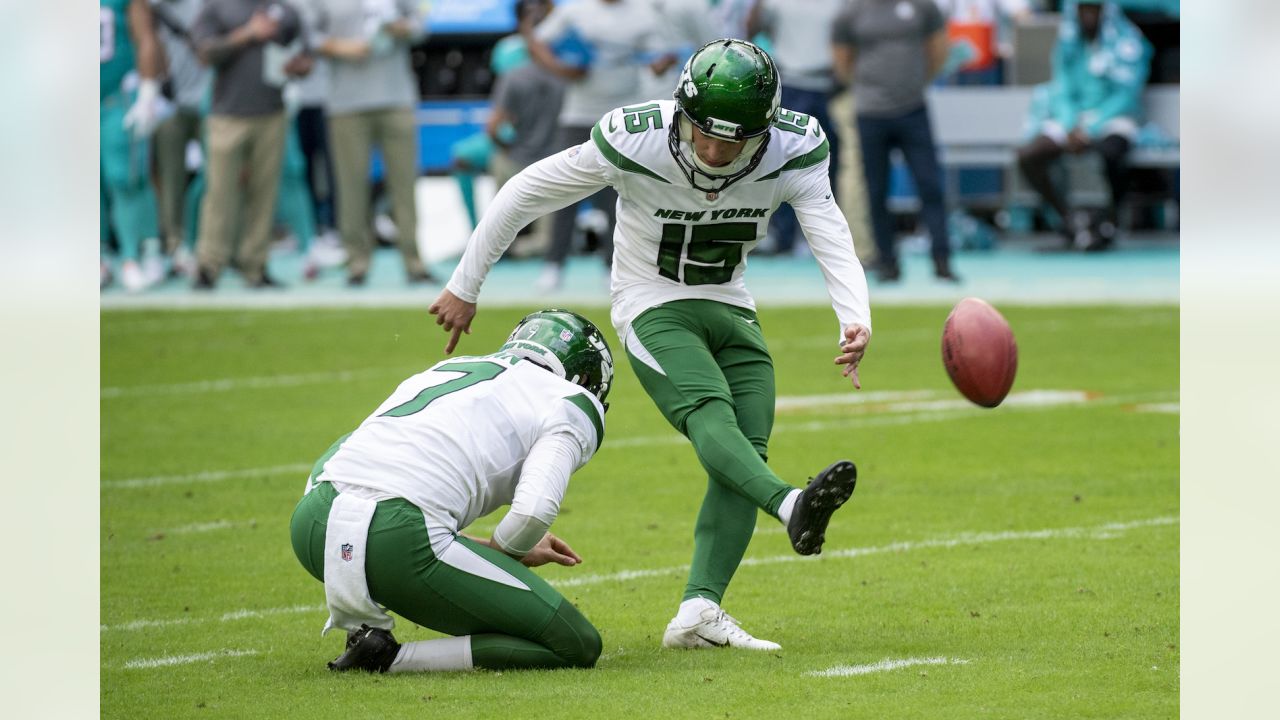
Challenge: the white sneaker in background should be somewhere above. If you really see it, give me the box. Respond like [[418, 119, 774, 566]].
[[140, 237, 167, 285], [308, 234, 348, 268], [100, 259, 113, 290], [121, 260, 150, 293], [171, 246, 198, 279], [535, 264, 563, 294], [662, 602, 781, 651]]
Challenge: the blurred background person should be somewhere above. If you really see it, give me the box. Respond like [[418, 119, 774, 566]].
[[446, 2, 542, 234], [485, 0, 565, 259], [101, 0, 168, 292], [833, 0, 958, 283], [746, 0, 844, 257], [310, 0, 433, 286], [525, 0, 676, 292], [191, 0, 306, 289], [292, 50, 344, 259], [150, 0, 209, 280], [640, 0, 718, 102], [1016, 0, 1150, 252]]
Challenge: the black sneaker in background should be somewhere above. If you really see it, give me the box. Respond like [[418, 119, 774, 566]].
[[328, 624, 401, 673], [193, 267, 217, 290], [787, 460, 858, 556], [248, 272, 284, 289]]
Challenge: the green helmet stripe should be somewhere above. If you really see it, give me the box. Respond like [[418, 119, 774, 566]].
[[564, 393, 605, 449], [592, 123, 670, 183], [753, 138, 830, 182]]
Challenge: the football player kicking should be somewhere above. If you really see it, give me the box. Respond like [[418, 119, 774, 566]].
[[431, 39, 871, 651], [290, 310, 613, 673]]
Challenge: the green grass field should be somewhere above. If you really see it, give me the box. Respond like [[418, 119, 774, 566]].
[[101, 304, 1178, 718]]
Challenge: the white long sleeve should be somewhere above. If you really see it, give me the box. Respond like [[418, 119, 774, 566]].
[[446, 143, 612, 302], [491, 431, 584, 557], [782, 159, 872, 336]]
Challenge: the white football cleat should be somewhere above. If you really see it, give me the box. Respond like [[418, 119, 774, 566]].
[[662, 607, 781, 651], [535, 264, 563, 294]]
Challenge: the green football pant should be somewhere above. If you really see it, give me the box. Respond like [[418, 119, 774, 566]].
[[625, 300, 791, 604], [100, 96, 159, 261], [290, 480, 601, 671]]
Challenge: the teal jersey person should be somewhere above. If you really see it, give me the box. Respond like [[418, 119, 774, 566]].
[[292, 310, 612, 674], [100, 0, 166, 292], [1018, 0, 1152, 252]]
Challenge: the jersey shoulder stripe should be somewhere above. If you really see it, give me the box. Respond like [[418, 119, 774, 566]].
[[754, 137, 830, 181], [592, 117, 670, 183], [564, 392, 606, 449]]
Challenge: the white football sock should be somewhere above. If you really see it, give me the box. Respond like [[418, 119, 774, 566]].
[[675, 596, 719, 626], [776, 488, 803, 526], [388, 635, 474, 673]]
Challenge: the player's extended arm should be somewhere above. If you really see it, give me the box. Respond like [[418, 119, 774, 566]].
[[786, 160, 873, 388], [431, 143, 610, 353], [490, 432, 585, 567]]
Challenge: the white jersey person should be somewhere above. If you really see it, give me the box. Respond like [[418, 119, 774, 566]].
[[431, 39, 872, 651], [290, 309, 614, 673]]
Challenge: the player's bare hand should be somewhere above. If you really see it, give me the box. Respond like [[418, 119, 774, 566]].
[[521, 533, 582, 568], [834, 323, 871, 389], [428, 289, 476, 354]]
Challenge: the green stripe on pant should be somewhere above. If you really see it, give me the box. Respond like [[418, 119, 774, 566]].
[[289, 481, 600, 670], [625, 300, 794, 604]]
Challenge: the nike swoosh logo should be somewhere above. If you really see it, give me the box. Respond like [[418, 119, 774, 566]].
[[824, 193, 832, 200], [739, 316, 756, 325], [694, 633, 728, 647], [608, 115, 617, 133]]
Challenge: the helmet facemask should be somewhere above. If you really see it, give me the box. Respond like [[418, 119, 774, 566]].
[[668, 38, 780, 194]]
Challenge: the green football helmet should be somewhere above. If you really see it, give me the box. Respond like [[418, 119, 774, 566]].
[[500, 309, 614, 405], [669, 38, 781, 193]]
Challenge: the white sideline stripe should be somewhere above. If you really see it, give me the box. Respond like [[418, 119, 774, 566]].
[[122, 649, 258, 670], [101, 517, 1174, 635], [1135, 402, 1179, 414], [102, 389, 1176, 489], [807, 657, 971, 677], [101, 368, 394, 399], [552, 516, 1176, 588]]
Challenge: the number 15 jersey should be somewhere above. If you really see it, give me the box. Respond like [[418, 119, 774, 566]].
[[446, 99, 871, 338]]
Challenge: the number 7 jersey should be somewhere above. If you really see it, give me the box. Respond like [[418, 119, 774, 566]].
[[446, 99, 871, 338]]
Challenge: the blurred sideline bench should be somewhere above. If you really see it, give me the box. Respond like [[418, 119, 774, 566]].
[[923, 85, 1179, 217], [927, 85, 1180, 169]]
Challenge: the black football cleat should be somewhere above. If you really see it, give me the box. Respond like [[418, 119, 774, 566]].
[[787, 460, 858, 556], [328, 624, 401, 673]]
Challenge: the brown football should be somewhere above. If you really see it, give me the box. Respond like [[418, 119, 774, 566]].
[[941, 297, 1018, 408]]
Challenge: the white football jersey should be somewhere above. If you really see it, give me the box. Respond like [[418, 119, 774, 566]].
[[315, 354, 605, 535], [447, 100, 871, 339]]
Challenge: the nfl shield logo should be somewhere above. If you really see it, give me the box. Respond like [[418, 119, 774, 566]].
[[560, 330, 573, 342], [340, 543, 353, 562]]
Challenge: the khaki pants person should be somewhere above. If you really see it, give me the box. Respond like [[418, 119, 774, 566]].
[[196, 112, 286, 283], [153, 107, 203, 254], [329, 107, 426, 280]]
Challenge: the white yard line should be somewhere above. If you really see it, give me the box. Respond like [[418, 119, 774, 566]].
[[807, 657, 972, 677], [104, 463, 312, 490], [102, 516, 1175, 636], [121, 649, 258, 670], [102, 389, 1176, 490], [553, 516, 1176, 588], [101, 368, 399, 399]]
